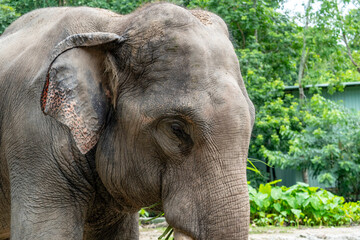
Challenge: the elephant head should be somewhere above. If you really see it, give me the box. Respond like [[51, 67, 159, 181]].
[[41, 3, 255, 240]]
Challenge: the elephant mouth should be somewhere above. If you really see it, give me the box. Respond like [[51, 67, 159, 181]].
[[174, 229, 194, 240]]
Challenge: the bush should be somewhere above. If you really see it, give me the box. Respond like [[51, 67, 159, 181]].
[[249, 180, 360, 227]]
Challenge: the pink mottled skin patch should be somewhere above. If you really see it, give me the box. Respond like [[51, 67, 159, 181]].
[[41, 75, 50, 112], [41, 70, 99, 154]]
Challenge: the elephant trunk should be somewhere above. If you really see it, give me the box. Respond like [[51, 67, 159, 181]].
[[205, 174, 250, 239], [203, 162, 249, 239], [163, 150, 250, 240]]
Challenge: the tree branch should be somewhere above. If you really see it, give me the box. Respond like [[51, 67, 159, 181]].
[[236, 23, 246, 49], [342, 31, 360, 73], [334, 1, 360, 73]]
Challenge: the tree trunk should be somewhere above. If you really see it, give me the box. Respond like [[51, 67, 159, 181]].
[[298, 0, 311, 103], [302, 169, 309, 185], [298, 0, 311, 184], [253, 0, 258, 45]]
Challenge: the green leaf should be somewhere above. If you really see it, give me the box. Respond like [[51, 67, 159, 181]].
[[283, 195, 296, 208], [296, 192, 310, 206], [158, 226, 173, 240], [273, 202, 282, 212], [291, 209, 302, 219], [254, 192, 268, 208], [280, 211, 288, 217], [268, 179, 282, 185], [259, 183, 272, 196], [139, 208, 149, 217], [248, 185, 257, 196], [310, 196, 321, 210], [271, 187, 282, 200]]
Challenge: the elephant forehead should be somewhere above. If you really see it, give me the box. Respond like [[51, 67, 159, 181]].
[[140, 25, 239, 89], [137, 76, 246, 124], [187, 33, 238, 76]]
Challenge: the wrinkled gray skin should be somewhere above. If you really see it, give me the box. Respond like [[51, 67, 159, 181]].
[[0, 3, 254, 240]]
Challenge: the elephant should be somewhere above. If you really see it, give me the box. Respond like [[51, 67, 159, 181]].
[[0, 3, 255, 240]]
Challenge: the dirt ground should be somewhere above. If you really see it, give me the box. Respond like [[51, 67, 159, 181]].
[[139, 225, 360, 240], [140, 227, 166, 240], [249, 226, 360, 240]]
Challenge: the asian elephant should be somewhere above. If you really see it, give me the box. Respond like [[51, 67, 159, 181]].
[[0, 3, 255, 240]]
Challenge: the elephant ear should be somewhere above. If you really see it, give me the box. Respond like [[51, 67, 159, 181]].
[[41, 33, 125, 154]]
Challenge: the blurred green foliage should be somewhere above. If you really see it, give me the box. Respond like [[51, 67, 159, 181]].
[[0, 0, 147, 16], [0, 2, 19, 33]]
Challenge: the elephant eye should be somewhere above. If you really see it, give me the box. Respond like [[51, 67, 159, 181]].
[[154, 118, 194, 157], [171, 123, 186, 139], [169, 121, 193, 155]]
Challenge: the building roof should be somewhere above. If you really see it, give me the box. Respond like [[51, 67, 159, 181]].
[[284, 82, 360, 90]]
